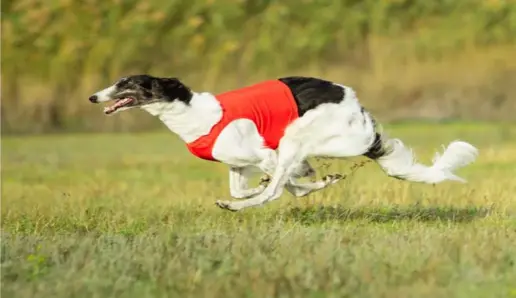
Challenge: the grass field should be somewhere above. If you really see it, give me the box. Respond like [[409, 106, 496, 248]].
[[2, 122, 516, 298]]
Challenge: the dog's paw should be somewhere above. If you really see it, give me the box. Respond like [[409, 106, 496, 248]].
[[323, 173, 345, 185], [215, 200, 240, 212]]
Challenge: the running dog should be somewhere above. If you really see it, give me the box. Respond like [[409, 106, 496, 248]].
[[89, 75, 478, 211]]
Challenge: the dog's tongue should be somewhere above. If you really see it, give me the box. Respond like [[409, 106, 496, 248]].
[[103, 98, 134, 114]]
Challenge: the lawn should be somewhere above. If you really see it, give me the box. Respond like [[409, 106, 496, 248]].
[[2, 122, 516, 298]]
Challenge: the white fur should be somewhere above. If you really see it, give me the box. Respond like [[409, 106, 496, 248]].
[[141, 92, 222, 143], [134, 84, 478, 212], [229, 166, 267, 199], [375, 138, 478, 184], [93, 85, 117, 102], [212, 118, 268, 167]]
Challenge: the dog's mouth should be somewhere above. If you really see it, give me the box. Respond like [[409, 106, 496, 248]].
[[103, 97, 135, 114]]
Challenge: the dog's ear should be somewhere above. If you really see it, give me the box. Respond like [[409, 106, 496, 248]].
[[163, 77, 180, 84], [152, 77, 179, 90], [154, 77, 192, 103]]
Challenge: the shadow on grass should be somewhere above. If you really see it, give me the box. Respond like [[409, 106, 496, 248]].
[[286, 205, 492, 224]]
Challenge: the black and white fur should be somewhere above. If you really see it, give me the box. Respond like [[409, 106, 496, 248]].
[[89, 75, 479, 212]]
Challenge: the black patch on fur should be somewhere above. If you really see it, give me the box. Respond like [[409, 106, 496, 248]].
[[279, 76, 345, 117], [152, 77, 193, 104], [363, 114, 388, 160], [360, 107, 367, 125], [363, 132, 386, 159]]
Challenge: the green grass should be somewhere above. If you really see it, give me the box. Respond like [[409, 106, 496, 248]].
[[2, 122, 516, 298]]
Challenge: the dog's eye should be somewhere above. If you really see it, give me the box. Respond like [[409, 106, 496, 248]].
[[140, 80, 152, 90], [116, 77, 130, 87]]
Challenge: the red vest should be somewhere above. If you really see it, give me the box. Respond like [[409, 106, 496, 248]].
[[186, 80, 299, 161]]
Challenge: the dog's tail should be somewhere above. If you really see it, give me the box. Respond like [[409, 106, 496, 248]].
[[363, 120, 479, 184]]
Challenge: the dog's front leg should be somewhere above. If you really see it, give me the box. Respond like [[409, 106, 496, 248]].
[[228, 166, 268, 199], [217, 141, 303, 211]]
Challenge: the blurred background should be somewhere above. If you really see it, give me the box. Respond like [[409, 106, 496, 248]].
[[2, 0, 515, 134]]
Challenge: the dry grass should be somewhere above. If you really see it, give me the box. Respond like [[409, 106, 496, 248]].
[[2, 122, 516, 297]]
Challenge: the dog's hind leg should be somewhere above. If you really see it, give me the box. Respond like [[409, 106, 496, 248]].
[[255, 153, 343, 198], [286, 174, 343, 197], [285, 160, 343, 197], [229, 166, 268, 199]]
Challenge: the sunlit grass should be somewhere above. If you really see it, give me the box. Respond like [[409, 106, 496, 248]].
[[2, 123, 516, 297]]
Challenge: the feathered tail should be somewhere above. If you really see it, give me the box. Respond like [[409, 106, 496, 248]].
[[364, 125, 479, 184]]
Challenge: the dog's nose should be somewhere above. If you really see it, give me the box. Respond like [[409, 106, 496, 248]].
[[89, 95, 98, 103]]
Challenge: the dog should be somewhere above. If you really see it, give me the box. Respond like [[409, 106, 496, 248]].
[[89, 75, 479, 212]]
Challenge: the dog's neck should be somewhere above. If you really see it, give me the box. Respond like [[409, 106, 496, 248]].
[[140, 92, 222, 143]]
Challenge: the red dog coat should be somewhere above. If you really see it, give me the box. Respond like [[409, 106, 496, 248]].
[[186, 80, 299, 161]]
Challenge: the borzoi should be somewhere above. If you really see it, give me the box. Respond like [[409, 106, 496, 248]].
[[89, 75, 478, 211]]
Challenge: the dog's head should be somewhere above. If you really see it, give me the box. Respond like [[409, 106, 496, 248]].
[[88, 75, 192, 115]]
